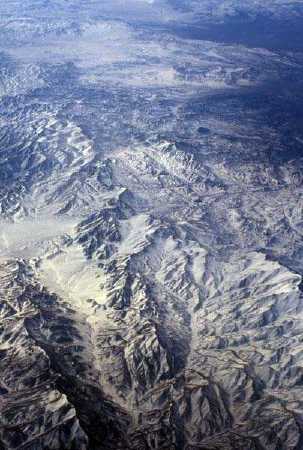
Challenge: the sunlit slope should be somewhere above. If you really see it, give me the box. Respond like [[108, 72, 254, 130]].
[[1, 1, 303, 449]]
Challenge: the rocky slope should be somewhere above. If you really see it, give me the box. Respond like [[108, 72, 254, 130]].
[[1, 1, 303, 449]]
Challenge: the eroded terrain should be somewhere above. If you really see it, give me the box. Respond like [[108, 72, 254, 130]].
[[1, 1, 303, 449]]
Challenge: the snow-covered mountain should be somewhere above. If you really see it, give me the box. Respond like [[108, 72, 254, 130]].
[[1, 1, 303, 449]]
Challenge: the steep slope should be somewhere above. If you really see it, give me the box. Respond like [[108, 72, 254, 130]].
[[1, 1, 303, 449]]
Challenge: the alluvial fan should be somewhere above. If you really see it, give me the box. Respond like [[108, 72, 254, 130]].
[[1, 1, 303, 449]]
